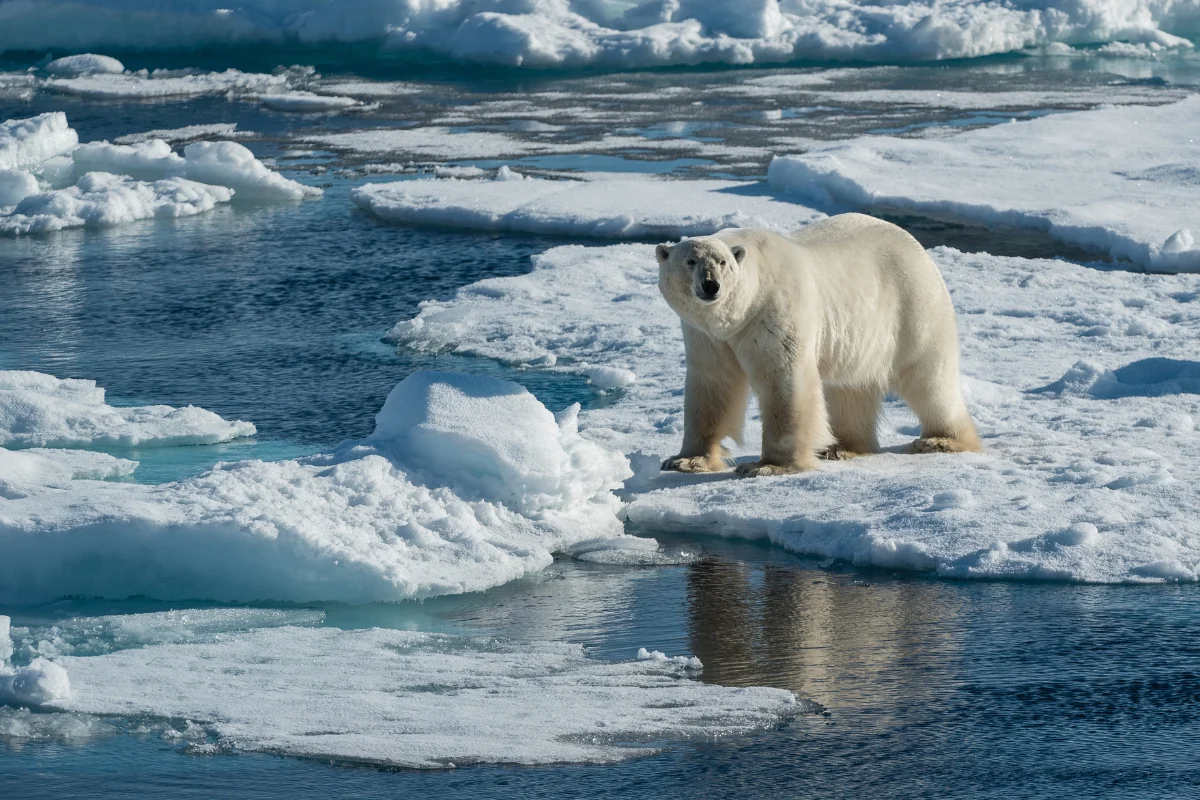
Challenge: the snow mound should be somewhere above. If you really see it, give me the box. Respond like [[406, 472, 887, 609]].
[[353, 175, 824, 239], [391, 241, 1200, 584], [0, 369, 255, 449], [183, 141, 322, 200], [768, 96, 1200, 273], [0, 371, 631, 604], [44, 619, 794, 766], [0, 112, 78, 172], [0, 1, 1197, 69], [44, 54, 125, 76], [0, 167, 38, 206]]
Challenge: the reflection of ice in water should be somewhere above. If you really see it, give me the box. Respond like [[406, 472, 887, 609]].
[[685, 560, 962, 722]]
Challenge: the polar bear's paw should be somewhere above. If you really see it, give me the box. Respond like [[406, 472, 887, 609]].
[[911, 436, 974, 454], [661, 455, 728, 473], [817, 444, 867, 461], [734, 459, 818, 478]]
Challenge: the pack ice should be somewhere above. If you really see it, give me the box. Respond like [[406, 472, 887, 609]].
[[392, 243, 1200, 584], [0, 610, 796, 766], [0, 0, 1195, 68], [0, 371, 634, 604], [1, 112, 320, 235], [769, 96, 1200, 272]]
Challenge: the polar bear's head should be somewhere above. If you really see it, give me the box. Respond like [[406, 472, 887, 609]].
[[656, 237, 748, 329]]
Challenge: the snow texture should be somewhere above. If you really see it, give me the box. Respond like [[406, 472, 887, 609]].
[[0, 370, 255, 449], [0, 1, 1196, 69], [392, 242, 1200, 584], [33, 615, 795, 767], [353, 174, 824, 239], [0, 371, 632, 604], [255, 91, 361, 111], [768, 96, 1200, 272]]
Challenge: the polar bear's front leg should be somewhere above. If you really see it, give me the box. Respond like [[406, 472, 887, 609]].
[[662, 326, 749, 473], [736, 354, 829, 477]]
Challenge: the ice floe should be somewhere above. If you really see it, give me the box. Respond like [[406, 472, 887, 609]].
[[353, 173, 824, 238], [392, 242, 1200, 584], [46, 68, 289, 100], [768, 96, 1200, 272], [1, 112, 320, 234], [0, 1, 1196, 69], [0, 610, 798, 766], [0, 173, 235, 234], [0, 370, 255, 449], [0, 371, 636, 604]]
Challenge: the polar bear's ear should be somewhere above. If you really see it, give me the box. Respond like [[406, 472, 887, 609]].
[[655, 243, 673, 263], [731, 245, 747, 263]]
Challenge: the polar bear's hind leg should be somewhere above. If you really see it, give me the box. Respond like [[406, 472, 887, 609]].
[[894, 359, 981, 454]]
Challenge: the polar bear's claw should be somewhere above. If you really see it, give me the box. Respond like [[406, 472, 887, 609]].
[[911, 436, 974, 454], [734, 460, 815, 477], [661, 455, 726, 473], [818, 444, 866, 460]]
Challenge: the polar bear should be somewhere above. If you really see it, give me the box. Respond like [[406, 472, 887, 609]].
[[656, 213, 980, 477]]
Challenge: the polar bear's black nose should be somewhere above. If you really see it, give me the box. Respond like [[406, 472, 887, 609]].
[[699, 279, 720, 300]]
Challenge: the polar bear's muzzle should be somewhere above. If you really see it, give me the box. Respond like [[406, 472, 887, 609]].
[[696, 277, 721, 302]]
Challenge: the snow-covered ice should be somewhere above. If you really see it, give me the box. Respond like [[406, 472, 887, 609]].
[[255, 91, 361, 112], [0, 448, 137, 499], [0, 371, 633, 604], [0, 173, 235, 235], [6, 611, 795, 767], [1, 112, 320, 234], [353, 174, 824, 239], [0, 112, 78, 172], [768, 96, 1200, 272], [392, 242, 1200, 584], [0, 370, 255, 449], [0, 1, 1196, 69], [46, 68, 289, 100]]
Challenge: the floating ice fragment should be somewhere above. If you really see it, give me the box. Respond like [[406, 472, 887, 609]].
[[0, 658, 71, 707], [586, 366, 637, 390], [0, 369, 255, 448], [636, 647, 703, 670], [45, 54, 125, 77], [47, 623, 792, 767]]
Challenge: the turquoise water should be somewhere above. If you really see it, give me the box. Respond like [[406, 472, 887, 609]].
[[2, 57, 1200, 798]]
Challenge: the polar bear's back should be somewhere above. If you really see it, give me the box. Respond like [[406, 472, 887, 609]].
[[715, 214, 959, 386]]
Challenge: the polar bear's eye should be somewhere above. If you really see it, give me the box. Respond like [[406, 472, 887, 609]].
[[720, 260, 726, 266], [686, 259, 696, 266]]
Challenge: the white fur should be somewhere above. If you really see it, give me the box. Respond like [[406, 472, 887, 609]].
[[656, 213, 980, 477]]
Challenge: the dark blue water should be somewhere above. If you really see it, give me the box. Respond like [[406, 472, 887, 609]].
[[2, 66, 1200, 799]]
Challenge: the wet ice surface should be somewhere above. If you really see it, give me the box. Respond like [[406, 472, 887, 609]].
[[2, 55, 1200, 797]]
